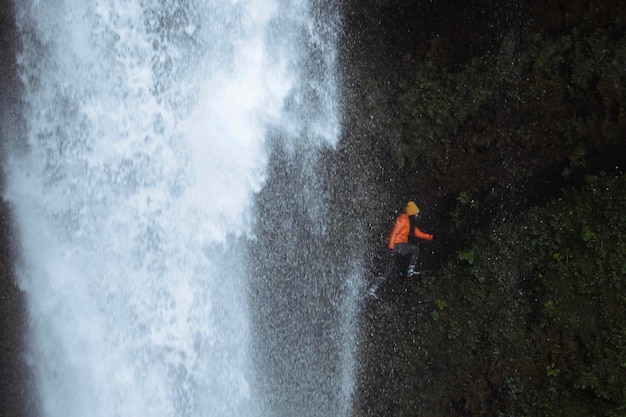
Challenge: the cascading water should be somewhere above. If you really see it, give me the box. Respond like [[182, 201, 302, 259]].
[[3, 1, 355, 416]]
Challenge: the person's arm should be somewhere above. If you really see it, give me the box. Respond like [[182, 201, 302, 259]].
[[414, 227, 433, 241]]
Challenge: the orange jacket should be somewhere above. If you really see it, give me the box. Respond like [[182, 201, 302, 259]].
[[387, 213, 433, 250]]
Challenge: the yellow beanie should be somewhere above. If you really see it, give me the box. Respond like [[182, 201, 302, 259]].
[[405, 201, 419, 216]]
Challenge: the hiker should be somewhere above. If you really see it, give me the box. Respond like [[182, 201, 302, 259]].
[[367, 201, 435, 300], [386, 200, 434, 277]]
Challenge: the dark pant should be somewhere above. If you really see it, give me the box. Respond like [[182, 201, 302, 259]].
[[381, 243, 420, 280], [393, 243, 420, 266]]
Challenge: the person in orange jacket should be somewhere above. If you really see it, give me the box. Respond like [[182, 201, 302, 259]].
[[386, 200, 434, 277], [368, 200, 435, 299]]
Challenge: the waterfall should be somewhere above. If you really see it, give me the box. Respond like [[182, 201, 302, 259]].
[[3, 0, 354, 416]]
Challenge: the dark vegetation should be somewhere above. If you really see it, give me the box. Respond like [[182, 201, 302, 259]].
[[337, 0, 626, 415]]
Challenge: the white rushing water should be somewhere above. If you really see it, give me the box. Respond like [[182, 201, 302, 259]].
[[4, 1, 342, 416]]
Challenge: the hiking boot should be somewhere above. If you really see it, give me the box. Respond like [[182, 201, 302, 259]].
[[367, 284, 379, 300], [407, 268, 422, 278]]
